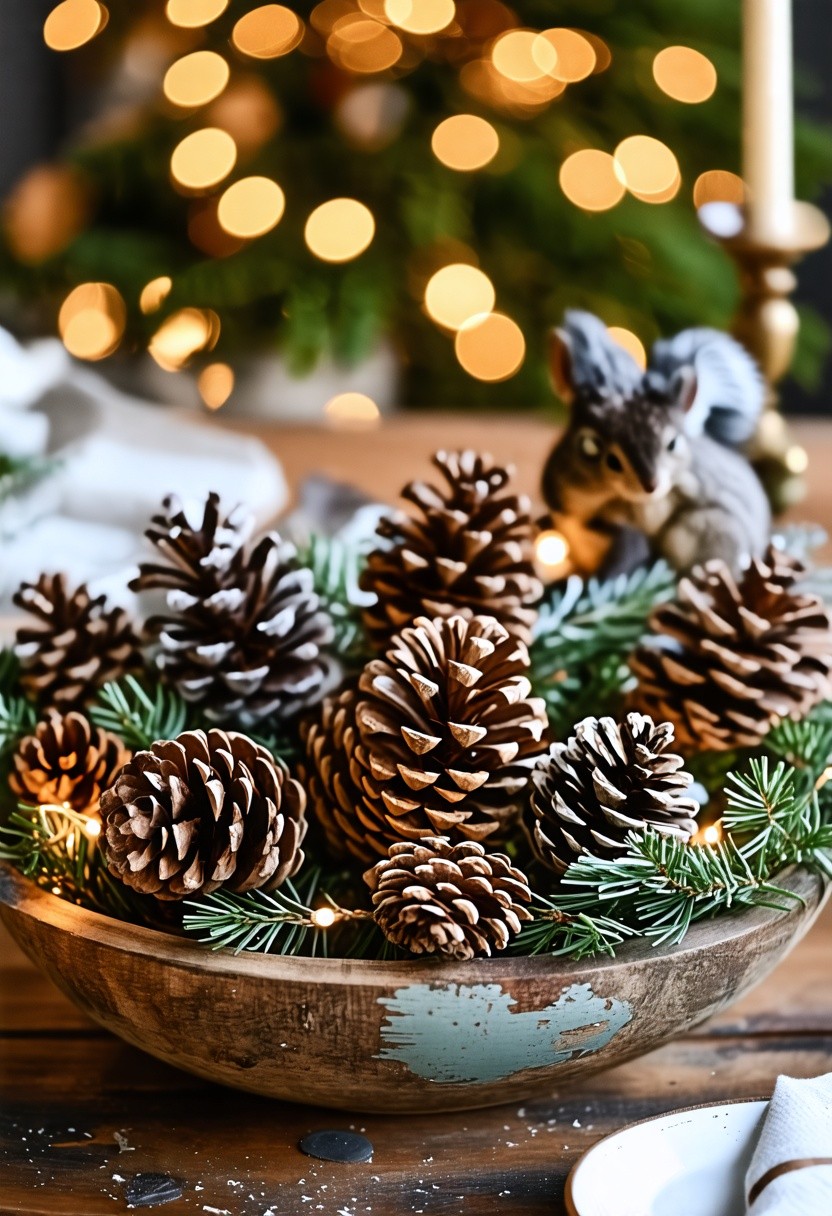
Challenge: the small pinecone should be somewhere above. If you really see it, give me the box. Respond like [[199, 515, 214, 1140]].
[[10, 709, 130, 816], [14, 574, 140, 707], [132, 492, 336, 726], [100, 728, 306, 900], [360, 450, 543, 648], [529, 713, 698, 875], [301, 687, 372, 864], [365, 836, 532, 960], [629, 547, 832, 752]]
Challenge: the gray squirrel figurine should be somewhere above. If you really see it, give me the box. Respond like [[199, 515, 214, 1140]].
[[541, 310, 771, 576]]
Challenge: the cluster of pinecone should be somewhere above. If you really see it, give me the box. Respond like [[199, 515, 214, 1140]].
[[8, 448, 832, 959]]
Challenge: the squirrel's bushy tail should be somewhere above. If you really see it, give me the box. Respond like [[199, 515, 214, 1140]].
[[649, 327, 765, 448]]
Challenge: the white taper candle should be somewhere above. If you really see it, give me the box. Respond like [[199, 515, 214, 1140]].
[[742, 0, 795, 242]]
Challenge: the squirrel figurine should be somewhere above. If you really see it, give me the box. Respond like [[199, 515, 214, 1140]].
[[541, 310, 771, 576]]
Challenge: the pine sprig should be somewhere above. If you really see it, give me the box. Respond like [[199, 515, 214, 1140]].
[[0, 650, 36, 762], [0, 453, 55, 505], [530, 562, 676, 733], [88, 675, 190, 751], [298, 533, 375, 669]]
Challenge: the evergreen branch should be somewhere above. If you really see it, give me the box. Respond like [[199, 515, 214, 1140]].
[[298, 532, 375, 669], [0, 650, 36, 762], [88, 675, 190, 751], [0, 453, 56, 505], [530, 562, 676, 733]]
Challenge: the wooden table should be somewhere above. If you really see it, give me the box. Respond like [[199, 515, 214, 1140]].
[[2, 415, 832, 1216]]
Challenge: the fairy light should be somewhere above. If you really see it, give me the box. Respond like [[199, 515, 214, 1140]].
[[304, 199, 375, 263], [163, 51, 230, 108], [535, 529, 570, 573], [327, 20, 403, 73], [217, 177, 286, 239], [324, 392, 381, 425], [608, 326, 647, 369], [693, 170, 745, 208], [455, 312, 525, 382], [785, 445, 809, 475], [82, 817, 101, 839], [491, 30, 557, 83], [51, 885, 63, 896], [198, 362, 235, 410], [310, 906, 337, 928], [704, 824, 721, 845], [384, 0, 455, 35], [431, 115, 499, 172], [653, 46, 717, 104], [207, 77, 283, 153], [165, 0, 228, 28], [3, 164, 89, 265], [59, 282, 126, 361], [149, 308, 220, 371], [139, 276, 173, 315], [170, 128, 237, 193], [44, 0, 108, 52], [231, 6, 304, 59], [559, 149, 625, 212], [614, 135, 679, 198], [535, 29, 596, 82], [424, 264, 495, 331]]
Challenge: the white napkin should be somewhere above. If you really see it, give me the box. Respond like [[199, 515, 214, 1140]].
[[747, 1074, 832, 1213]]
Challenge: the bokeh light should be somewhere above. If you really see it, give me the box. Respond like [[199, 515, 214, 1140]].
[[431, 115, 499, 171], [231, 6, 304, 59], [335, 83, 410, 150], [217, 176, 285, 239], [170, 128, 237, 192], [614, 135, 679, 197], [44, 0, 108, 52], [653, 46, 717, 104], [165, 0, 228, 28], [559, 149, 625, 212], [3, 165, 89, 265], [207, 77, 282, 153], [188, 198, 246, 257], [492, 30, 556, 82], [608, 326, 647, 369], [535, 29, 596, 82], [198, 362, 235, 409], [424, 264, 496, 330], [305, 199, 375, 262], [693, 169, 745, 208], [163, 51, 230, 108], [139, 276, 173, 315], [384, 0, 455, 35], [535, 529, 570, 572], [149, 308, 220, 371], [455, 312, 525, 381], [324, 392, 381, 425], [59, 282, 126, 361], [327, 19, 403, 73]]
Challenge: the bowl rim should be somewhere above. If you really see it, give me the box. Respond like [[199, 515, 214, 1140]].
[[0, 860, 824, 988]]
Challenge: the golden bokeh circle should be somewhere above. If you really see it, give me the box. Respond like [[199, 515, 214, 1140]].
[[44, 0, 107, 52], [384, 0, 455, 36], [431, 115, 500, 172], [149, 308, 220, 371], [59, 282, 126, 361], [535, 29, 596, 83], [424, 264, 496, 331], [139, 276, 173, 315], [653, 46, 717, 104], [304, 199, 375, 263], [324, 392, 381, 424], [559, 149, 625, 212], [232, 5, 304, 59], [455, 312, 526, 381], [614, 135, 679, 197], [607, 326, 647, 369], [165, 0, 228, 29], [170, 128, 237, 192], [164, 51, 230, 108], [217, 177, 286, 239], [492, 29, 556, 83], [693, 169, 745, 208], [198, 362, 235, 410]]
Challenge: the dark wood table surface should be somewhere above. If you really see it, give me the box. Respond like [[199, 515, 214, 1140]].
[[2, 414, 832, 1216]]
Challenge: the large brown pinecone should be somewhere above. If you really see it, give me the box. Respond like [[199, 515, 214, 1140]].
[[132, 492, 336, 726], [629, 547, 832, 752], [100, 728, 306, 899], [529, 713, 698, 875], [302, 614, 547, 863], [360, 450, 543, 648], [14, 574, 140, 707], [10, 709, 130, 816], [365, 836, 532, 959]]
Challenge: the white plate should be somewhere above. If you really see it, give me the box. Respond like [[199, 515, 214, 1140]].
[[565, 1100, 768, 1216]]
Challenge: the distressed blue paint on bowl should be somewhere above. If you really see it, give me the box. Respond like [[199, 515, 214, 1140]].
[[0, 864, 826, 1112]]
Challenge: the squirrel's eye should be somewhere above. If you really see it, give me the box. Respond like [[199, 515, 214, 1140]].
[[667, 435, 678, 452], [606, 453, 623, 472], [578, 433, 601, 460]]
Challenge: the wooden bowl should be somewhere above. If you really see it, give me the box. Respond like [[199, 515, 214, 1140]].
[[0, 863, 826, 1113]]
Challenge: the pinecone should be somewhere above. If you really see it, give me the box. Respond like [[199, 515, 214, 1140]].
[[14, 574, 140, 708], [300, 687, 373, 864], [365, 836, 532, 959], [629, 547, 832, 752], [132, 492, 336, 726], [360, 450, 543, 648], [10, 709, 130, 816], [100, 728, 306, 899], [529, 712, 699, 875]]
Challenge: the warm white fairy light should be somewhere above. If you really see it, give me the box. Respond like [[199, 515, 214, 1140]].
[[535, 529, 569, 571], [310, 906, 337, 928]]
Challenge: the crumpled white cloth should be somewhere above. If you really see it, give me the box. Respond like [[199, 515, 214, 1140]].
[[0, 328, 287, 611], [747, 1074, 832, 1213]]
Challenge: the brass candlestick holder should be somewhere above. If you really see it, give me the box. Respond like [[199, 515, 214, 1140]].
[[700, 200, 830, 509]]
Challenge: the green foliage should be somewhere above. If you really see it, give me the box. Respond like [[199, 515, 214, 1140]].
[[299, 532, 375, 670], [0, 453, 54, 506], [88, 675, 190, 751], [530, 562, 676, 734], [4, 3, 830, 404]]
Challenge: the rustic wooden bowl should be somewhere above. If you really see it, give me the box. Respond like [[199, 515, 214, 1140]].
[[0, 863, 826, 1113]]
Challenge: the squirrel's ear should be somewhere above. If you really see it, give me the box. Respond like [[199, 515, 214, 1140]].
[[670, 366, 698, 413], [548, 327, 576, 405]]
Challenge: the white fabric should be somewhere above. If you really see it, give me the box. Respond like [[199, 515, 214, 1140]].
[[747, 1074, 832, 1213], [0, 329, 287, 613]]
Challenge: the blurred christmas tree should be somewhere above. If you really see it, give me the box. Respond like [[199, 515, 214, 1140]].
[[1, 0, 830, 411]]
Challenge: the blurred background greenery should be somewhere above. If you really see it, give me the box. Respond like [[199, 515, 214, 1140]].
[[0, 0, 830, 416]]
